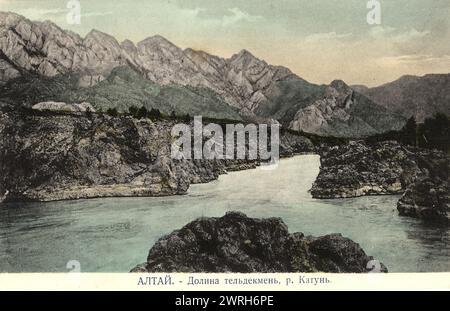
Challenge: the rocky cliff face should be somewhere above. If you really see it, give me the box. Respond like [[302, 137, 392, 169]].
[[289, 80, 406, 137], [0, 11, 406, 137], [290, 80, 355, 134], [356, 74, 450, 122], [132, 212, 387, 273], [0, 13, 125, 83], [0, 109, 191, 202], [311, 140, 450, 224]]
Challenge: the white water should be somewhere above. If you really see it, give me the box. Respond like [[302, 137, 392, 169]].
[[0, 155, 448, 272]]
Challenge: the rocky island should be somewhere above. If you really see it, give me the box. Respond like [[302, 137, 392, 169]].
[[132, 212, 387, 273], [311, 140, 450, 224], [310, 141, 418, 199]]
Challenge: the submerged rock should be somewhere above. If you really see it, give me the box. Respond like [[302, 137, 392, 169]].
[[131, 212, 387, 273]]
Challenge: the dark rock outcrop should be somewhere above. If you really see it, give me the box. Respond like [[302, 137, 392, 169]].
[[311, 139, 450, 224], [0, 109, 191, 202], [131, 212, 387, 273], [311, 141, 418, 199], [280, 132, 315, 157], [397, 154, 450, 224]]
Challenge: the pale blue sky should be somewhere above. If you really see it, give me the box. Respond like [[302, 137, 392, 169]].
[[1, 0, 449, 86]]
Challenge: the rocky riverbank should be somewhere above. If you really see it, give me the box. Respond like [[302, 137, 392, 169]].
[[132, 211, 387, 273], [310, 141, 418, 199], [0, 108, 311, 203], [311, 140, 450, 224], [0, 109, 189, 202], [397, 153, 450, 224]]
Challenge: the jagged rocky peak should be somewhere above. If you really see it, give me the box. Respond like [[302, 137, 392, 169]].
[[132, 36, 208, 86], [232, 48, 268, 63], [119, 39, 141, 69], [0, 11, 26, 27], [0, 12, 123, 81], [287, 75, 408, 137], [326, 79, 354, 107], [84, 29, 121, 49], [141, 34, 176, 46], [227, 48, 295, 89], [136, 35, 194, 67], [0, 11, 407, 136], [1, 13, 71, 77], [329, 79, 352, 93], [137, 35, 183, 57], [83, 29, 124, 68], [0, 11, 293, 103], [289, 79, 356, 135], [228, 49, 271, 76]]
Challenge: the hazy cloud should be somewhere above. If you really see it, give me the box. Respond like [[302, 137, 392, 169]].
[[220, 8, 262, 26]]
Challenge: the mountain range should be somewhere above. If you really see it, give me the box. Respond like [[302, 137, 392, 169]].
[[353, 74, 450, 122], [2, 11, 445, 137]]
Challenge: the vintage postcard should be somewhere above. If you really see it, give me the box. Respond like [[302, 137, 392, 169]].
[[0, 0, 449, 292]]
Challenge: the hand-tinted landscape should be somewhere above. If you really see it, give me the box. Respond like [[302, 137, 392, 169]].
[[0, 2, 449, 273]]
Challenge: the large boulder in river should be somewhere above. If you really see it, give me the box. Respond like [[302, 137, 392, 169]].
[[131, 212, 387, 273]]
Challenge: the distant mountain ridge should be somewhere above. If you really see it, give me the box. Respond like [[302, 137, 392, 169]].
[[0, 11, 407, 137], [354, 74, 450, 122]]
